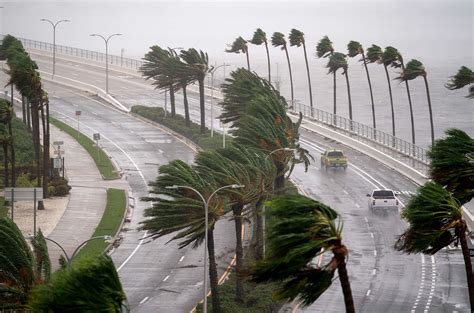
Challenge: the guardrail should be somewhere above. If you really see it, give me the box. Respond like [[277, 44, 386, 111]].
[[292, 102, 430, 165]]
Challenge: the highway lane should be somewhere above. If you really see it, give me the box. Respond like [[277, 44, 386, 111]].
[[43, 83, 248, 312], [18, 52, 471, 311]]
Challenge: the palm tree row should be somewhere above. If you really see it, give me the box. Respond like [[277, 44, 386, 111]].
[[0, 35, 51, 201], [140, 46, 210, 133], [140, 69, 316, 311], [227, 30, 438, 146]]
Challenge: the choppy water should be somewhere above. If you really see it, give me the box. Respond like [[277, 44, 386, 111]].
[[1, 0, 472, 148]]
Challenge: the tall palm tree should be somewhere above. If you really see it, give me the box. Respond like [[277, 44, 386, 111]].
[[428, 128, 474, 205], [316, 36, 335, 118], [140, 159, 227, 312], [226, 36, 250, 70], [381, 46, 400, 139], [445, 66, 474, 98], [29, 255, 127, 312], [271, 32, 294, 107], [395, 182, 474, 310], [347, 41, 376, 131], [396, 59, 435, 146], [289, 29, 314, 113], [180, 48, 210, 133], [249, 28, 271, 82], [326, 52, 353, 122], [397, 52, 416, 144], [252, 195, 355, 312], [195, 145, 275, 303]]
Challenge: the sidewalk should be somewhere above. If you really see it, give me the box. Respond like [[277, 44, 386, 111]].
[[46, 125, 128, 268]]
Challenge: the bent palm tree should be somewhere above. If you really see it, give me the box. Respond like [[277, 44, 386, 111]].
[[140, 160, 226, 312], [428, 128, 474, 205], [395, 182, 474, 310], [381, 46, 399, 139], [445, 66, 474, 98], [252, 195, 355, 312], [180, 49, 210, 133], [226, 36, 250, 70], [289, 29, 314, 113], [347, 41, 376, 130], [316, 36, 335, 118], [397, 52, 416, 144], [327, 52, 353, 122], [250, 28, 271, 82], [396, 59, 435, 146], [271, 32, 294, 107]]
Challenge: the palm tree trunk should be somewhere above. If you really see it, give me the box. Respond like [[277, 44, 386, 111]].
[[182, 84, 190, 127], [41, 103, 49, 198], [333, 72, 337, 124], [198, 78, 206, 133], [232, 203, 245, 303], [384, 65, 396, 142], [8, 115, 15, 187], [284, 47, 294, 107], [362, 53, 376, 131], [245, 48, 250, 71], [21, 96, 26, 125], [457, 222, 474, 310], [31, 102, 41, 191], [344, 70, 353, 130], [254, 197, 265, 260], [275, 163, 286, 192], [3, 143, 9, 187], [169, 85, 176, 118], [401, 63, 415, 144], [337, 258, 355, 313], [26, 101, 31, 131], [302, 42, 314, 116], [264, 42, 271, 83], [207, 227, 222, 313], [423, 75, 435, 146]]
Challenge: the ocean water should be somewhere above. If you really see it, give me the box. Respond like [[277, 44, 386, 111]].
[[1, 0, 472, 148]]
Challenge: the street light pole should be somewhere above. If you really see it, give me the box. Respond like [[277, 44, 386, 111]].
[[210, 63, 229, 137], [166, 184, 244, 313], [90, 33, 122, 94], [40, 18, 70, 78]]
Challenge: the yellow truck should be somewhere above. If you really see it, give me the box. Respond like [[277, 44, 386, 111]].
[[320, 149, 348, 171]]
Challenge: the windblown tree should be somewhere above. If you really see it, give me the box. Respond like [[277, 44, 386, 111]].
[[326, 52, 353, 122], [226, 36, 250, 70], [271, 32, 294, 107], [252, 195, 355, 313], [0, 100, 12, 186], [29, 255, 127, 312], [316, 36, 335, 117], [347, 41, 376, 130], [396, 59, 435, 146], [0, 218, 50, 308], [195, 145, 275, 303], [249, 28, 271, 82], [289, 29, 314, 113], [180, 48, 210, 133], [445, 66, 474, 98], [381, 46, 400, 139], [395, 182, 473, 310], [396, 52, 416, 144], [140, 159, 227, 312]]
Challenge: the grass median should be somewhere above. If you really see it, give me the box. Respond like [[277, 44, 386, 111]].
[[50, 117, 119, 180], [73, 188, 126, 262]]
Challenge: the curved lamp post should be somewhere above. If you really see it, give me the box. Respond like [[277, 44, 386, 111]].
[[40, 18, 70, 78], [209, 63, 230, 137], [90, 33, 122, 94], [28, 235, 112, 266], [166, 184, 244, 313]]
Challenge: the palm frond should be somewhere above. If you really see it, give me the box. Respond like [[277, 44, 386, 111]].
[[271, 32, 287, 50], [347, 41, 362, 58], [250, 28, 267, 45], [445, 66, 474, 90], [326, 52, 348, 74], [289, 29, 305, 47], [365, 44, 382, 64], [225, 36, 248, 54], [316, 36, 334, 58]]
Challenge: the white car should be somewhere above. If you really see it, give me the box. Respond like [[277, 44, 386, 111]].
[[367, 189, 399, 213]]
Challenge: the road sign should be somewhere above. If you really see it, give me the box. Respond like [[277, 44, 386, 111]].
[[93, 133, 100, 140], [53, 150, 65, 155], [53, 141, 64, 146], [75, 110, 81, 116], [4, 187, 43, 201], [53, 158, 62, 169]]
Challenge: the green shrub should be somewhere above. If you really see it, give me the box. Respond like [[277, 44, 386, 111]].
[[48, 177, 71, 196], [15, 173, 34, 187]]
